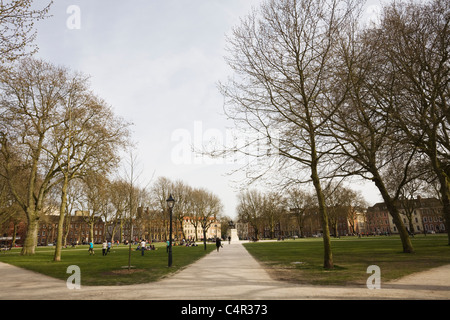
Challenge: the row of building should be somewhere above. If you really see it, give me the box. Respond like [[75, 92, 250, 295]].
[[236, 197, 447, 240], [363, 197, 446, 235], [1, 197, 446, 247], [23, 211, 221, 246]]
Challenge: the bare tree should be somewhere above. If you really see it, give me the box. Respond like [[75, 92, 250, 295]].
[[0, 59, 78, 255], [172, 180, 193, 241], [52, 78, 129, 261], [261, 191, 284, 239], [372, 0, 450, 244], [79, 171, 110, 245], [220, 0, 363, 268], [0, 0, 52, 63], [237, 189, 265, 241], [108, 179, 130, 244], [286, 187, 316, 237], [119, 151, 151, 270], [345, 189, 367, 234], [0, 58, 130, 255], [190, 187, 223, 250], [151, 176, 173, 241], [327, 10, 420, 252]]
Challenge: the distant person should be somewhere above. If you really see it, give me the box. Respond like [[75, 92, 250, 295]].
[[88, 241, 94, 255], [107, 241, 111, 254], [216, 237, 222, 252], [140, 239, 146, 256], [102, 241, 107, 256], [228, 236, 231, 244]]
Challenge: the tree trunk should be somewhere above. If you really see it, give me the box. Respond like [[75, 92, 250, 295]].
[[429, 155, 450, 246], [437, 175, 450, 246], [54, 178, 69, 262], [11, 223, 18, 247], [21, 212, 39, 255], [89, 221, 94, 243], [311, 161, 333, 269], [203, 229, 207, 250], [372, 174, 414, 253]]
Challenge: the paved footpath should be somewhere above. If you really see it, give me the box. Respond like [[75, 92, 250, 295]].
[[0, 241, 449, 300]]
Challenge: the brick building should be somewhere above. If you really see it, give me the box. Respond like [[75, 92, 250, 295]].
[[37, 213, 105, 245], [367, 197, 447, 235]]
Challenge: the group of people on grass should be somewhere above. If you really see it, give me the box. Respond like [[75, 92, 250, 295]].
[[88, 240, 112, 256], [87, 236, 230, 256]]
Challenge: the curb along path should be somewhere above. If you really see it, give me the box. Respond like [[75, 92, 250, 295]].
[[0, 241, 449, 300]]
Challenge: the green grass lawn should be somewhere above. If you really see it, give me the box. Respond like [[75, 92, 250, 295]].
[[0, 242, 215, 286], [243, 234, 450, 286]]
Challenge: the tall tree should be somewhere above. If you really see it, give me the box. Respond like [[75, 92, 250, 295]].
[[236, 190, 265, 241], [220, 0, 363, 268], [286, 188, 316, 237], [0, 58, 130, 255], [79, 171, 110, 245], [108, 179, 130, 244], [328, 9, 419, 252], [172, 180, 193, 240], [261, 191, 284, 239], [372, 0, 450, 244], [0, 59, 76, 255], [190, 187, 223, 250], [52, 77, 129, 261], [151, 176, 173, 241]]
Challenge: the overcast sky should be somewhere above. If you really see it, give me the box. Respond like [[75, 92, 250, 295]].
[[33, 0, 385, 218]]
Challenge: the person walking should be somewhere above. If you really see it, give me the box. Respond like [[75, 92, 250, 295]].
[[88, 241, 94, 255], [107, 240, 111, 254], [215, 237, 222, 252], [140, 239, 146, 256], [102, 241, 107, 256]]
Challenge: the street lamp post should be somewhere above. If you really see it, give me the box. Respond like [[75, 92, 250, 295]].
[[166, 194, 175, 267]]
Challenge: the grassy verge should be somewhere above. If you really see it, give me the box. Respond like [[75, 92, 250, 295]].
[[0, 242, 215, 286], [243, 234, 450, 286]]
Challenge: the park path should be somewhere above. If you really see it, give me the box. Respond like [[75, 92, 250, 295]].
[[0, 241, 449, 300]]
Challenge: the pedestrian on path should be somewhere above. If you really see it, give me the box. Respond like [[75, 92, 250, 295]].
[[216, 237, 222, 252]]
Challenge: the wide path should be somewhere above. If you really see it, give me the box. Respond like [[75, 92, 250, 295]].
[[1, 241, 449, 300]]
